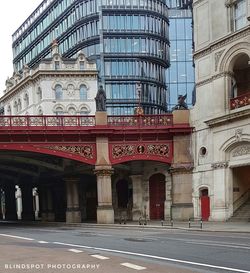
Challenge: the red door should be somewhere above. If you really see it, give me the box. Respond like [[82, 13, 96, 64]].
[[149, 174, 165, 220], [200, 196, 210, 221]]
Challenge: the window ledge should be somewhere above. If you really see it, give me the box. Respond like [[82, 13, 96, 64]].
[[204, 106, 250, 127]]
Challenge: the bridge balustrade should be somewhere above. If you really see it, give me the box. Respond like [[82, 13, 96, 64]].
[[107, 114, 173, 127], [0, 115, 96, 128]]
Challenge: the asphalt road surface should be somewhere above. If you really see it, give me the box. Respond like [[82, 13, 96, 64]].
[[0, 222, 249, 273]]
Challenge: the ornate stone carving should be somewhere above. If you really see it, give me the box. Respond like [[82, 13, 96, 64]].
[[232, 145, 250, 157], [214, 50, 225, 71], [44, 145, 95, 159], [211, 162, 229, 169], [235, 129, 243, 142], [67, 85, 75, 97]]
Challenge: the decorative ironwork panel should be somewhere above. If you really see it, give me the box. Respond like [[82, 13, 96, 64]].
[[29, 116, 44, 126], [111, 142, 172, 164], [230, 92, 250, 109], [107, 115, 173, 127], [0, 115, 95, 127], [43, 145, 96, 159]]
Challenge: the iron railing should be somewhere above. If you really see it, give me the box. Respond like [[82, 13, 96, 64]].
[[0, 115, 96, 128], [230, 92, 250, 110], [107, 114, 173, 127]]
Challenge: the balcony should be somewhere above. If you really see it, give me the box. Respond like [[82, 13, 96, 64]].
[[230, 92, 250, 110]]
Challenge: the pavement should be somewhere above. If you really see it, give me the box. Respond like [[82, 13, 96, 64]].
[[1, 219, 249, 233]]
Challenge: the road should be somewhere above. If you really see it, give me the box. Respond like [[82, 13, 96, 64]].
[[0, 222, 249, 273]]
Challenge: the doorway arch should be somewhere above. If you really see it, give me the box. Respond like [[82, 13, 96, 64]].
[[200, 188, 210, 221]]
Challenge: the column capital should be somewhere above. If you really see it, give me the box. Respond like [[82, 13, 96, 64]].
[[94, 168, 114, 177]]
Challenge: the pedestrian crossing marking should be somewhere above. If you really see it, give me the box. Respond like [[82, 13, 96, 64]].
[[121, 263, 146, 270]]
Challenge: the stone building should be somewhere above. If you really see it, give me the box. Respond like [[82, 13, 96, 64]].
[[1, 42, 97, 116], [191, 0, 250, 221]]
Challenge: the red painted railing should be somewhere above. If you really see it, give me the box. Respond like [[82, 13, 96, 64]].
[[230, 92, 250, 110], [107, 114, 173, 127], [0, 115, 96, 127], [0, 114, 173, 128]]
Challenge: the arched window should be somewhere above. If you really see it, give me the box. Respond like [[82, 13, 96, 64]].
[[230, 53, 250, 110], [14, 101, 18, 114], [79, 85, 87, 100], [17, 98, 22, 112], [55, 84, 63, 100], [37, 87, 42, 102], [24, 93, 29, 108], [7, 105, 11, 115], [68, 107, 76, 115], [55, 106, 64, 115], [80, 107, 89, 115]]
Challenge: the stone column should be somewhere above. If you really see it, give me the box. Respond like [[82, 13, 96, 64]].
[[192, 192, 200, 218], [130, 175, 143, 221], [164, 174, 172, 219], [211, 162, 230, 221], [65, 178, 81, 223], [94, 168, 114, 224], [4, 184, 17, 220], [21, 184, 35, 221]]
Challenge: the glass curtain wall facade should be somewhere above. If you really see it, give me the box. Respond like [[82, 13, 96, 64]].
[[166, 0, 194, 109], [12, 0, 170, 115]]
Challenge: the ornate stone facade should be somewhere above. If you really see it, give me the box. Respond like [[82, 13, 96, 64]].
[[191, 0, 250, 221]]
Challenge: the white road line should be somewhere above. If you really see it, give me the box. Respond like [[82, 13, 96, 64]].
[[54, 242, 92, 249], [53, 241, 250, 273], [121, 262, 146, 270], [0, 233, 34, 241], [38, 241, 49, 244], [186, 241, 250, 250], [91, 254, 110, 260], [68, 249, 83, 253]]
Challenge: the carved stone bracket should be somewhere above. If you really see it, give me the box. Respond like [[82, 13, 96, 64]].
[[211, 161, 229, 169]]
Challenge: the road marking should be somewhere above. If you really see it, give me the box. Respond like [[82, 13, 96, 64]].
[[53, 241, 250, 273], [68, 249, 83, 253], [54, 242, 92, 249], [38, 241, 49, 244], [91, 254, 110, 260], [0, 233, 34, 241], [121, 263, 146, 270]]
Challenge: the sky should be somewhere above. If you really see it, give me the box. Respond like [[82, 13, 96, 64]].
[[0, 0, 43, 95]]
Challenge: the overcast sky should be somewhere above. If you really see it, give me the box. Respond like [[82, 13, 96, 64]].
[[0, 0, 43, 95]]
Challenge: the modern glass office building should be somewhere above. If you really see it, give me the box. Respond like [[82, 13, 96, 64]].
[[166, 0, 194, 108], [12, 0, 170, 115]]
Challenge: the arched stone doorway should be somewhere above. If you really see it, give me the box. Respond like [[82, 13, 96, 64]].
[[199, 188, 210, 221], [149, 173, 165, 220]]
